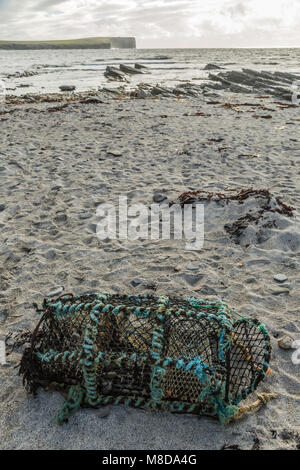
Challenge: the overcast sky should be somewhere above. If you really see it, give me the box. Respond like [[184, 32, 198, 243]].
[[0, 0, 299, 48]]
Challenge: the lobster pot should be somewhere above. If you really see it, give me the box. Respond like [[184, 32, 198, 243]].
[[20, 293, 271, 424]]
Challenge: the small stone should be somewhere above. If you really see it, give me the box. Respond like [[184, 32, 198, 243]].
[[0, 204, 6, 212], [174, 265, 182, 272], [270, 288, 290, 296], [274, 274, 288, 283], [143, 282, 157, 290], [0, 308, 9, 324], [181, 273, 204, 287], [187, 263, 199, 271], [88, 223, 97, 233], [131, 278, 143, 287], [200, 285, 217, 296], [81, 97, 103, 104], [136, 88, 152, 98], [5, 252, 21, 264], [79, 213, 92, 220], [96, 408, 111, 418], [280, 429, 295, 441], [153, 193, 167, 203], [54, 213, 67, 224], [278, 335, 294, 350], [107, 150, 122, 157], [43, 249, 57, 260], [59, 85, 76, 92], [45, 286, 64, 298]]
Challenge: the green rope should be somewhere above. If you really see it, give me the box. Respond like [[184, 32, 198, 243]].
[[21, 292, 272, 426], [56, 385, 84, 425]]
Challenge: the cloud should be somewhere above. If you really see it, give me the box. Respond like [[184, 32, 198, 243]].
[[0, 0, 299, 47], [227, 2, 248, 17]]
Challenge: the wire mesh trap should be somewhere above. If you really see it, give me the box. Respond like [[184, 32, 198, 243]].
[[19, 293, 273, 425]]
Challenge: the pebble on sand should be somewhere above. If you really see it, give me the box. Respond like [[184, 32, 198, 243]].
[[278, 336, 294, 350], [153, 193, 167, 203], [96, 408, 111, 418], [186, 263, 200, 271], [59, 85, 76, 92], [45, 286, 64, 298], [131, 278, 143, 287], [181, 273, 204, 286], [274, 274, 288, 283]]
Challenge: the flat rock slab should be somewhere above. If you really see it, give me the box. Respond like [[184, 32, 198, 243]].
[[274, 274, 288, 283], [120, 64, 143, 75]]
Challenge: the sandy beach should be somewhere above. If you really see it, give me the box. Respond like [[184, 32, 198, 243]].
[[0, 89, 299, 450]]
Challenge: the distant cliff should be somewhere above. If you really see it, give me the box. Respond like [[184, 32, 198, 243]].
[[110, 37, 136, 49], [0, 37, 136, 50]]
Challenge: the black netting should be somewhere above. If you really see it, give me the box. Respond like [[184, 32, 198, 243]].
[[19, 293, 272, 424]]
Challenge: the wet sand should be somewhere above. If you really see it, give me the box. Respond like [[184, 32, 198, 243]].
[[0, 91, 299, 449]]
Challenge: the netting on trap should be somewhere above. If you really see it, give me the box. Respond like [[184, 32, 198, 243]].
[[19, 293, 272, 425]]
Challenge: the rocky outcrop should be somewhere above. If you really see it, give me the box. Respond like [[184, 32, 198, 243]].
[[99, 82, 203, 99], [6, 70, 39, 79], [207, 68, 300, 100], [102, 67, 300, 102], [104, 64, 147, 82], [129, 82, 205, 99], [104, 66, 130, 82], [204, 63, 223, 70], [135, 63, 148, 70], [119, 64, 143, 75]]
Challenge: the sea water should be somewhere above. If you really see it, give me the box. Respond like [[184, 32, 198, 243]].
[[0, 47, 300, 96]]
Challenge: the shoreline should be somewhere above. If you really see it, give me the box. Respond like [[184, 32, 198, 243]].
[[2, 49, 300, 99], [2, 64, 299, 104]]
